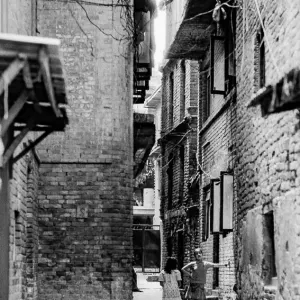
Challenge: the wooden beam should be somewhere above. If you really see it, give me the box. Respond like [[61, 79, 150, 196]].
[[13, 129, 53, 164], [38, 47, 62, 118], [1, 120, 35, 167], [0, 55, 27, 96], [0, 90, 30, 138]]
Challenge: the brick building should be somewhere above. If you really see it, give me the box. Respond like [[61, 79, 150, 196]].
[[160, 0, 236, 298], [235, 0, 300, 299], [0, 1, 156, 300], [159, 0, 199, 276], [159, 0, 300, 299]]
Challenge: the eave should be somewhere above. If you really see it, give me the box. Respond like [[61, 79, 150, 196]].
[[165, 0, 216, 60]]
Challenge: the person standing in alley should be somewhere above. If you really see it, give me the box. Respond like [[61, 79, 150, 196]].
[[159, 257, 182, 300], [182, 248, 227, 300]]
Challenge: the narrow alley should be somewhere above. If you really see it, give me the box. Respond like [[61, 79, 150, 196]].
[[1, 0, 300, 300], [133, 273, 162, 300]]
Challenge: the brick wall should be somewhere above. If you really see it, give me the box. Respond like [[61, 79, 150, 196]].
[[197, 23, 237, 298], [235, 0, 300, 299], [2, 2, 39, 300], [36, 1, 133, 299], [160, 58, 199, 275], [9, 151, 40, 300]]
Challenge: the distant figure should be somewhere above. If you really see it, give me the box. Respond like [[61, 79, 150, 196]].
[[159, 257, 182, 300], [182, 248, 227, 300]]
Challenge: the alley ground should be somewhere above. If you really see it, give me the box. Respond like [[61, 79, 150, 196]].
[[133, 272, 162, 300]]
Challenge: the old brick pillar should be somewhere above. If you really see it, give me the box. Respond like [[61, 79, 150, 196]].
[[36, 1, 133, 300]]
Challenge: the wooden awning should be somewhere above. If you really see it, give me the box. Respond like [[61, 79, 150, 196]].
[[0, 33, 68, 167]]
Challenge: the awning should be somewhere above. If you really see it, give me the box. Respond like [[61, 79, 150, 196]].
[[248, 67, 300, 116], [165, 0, 216, 60], [0, 33, 68, 167]]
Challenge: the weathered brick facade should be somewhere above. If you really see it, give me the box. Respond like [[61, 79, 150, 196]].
[[35, 1, 133, 299], [1, 2, 40, 300], [235, 0, 300, 299], [1, 0, 136, 300], [160, 59, 199, 277]]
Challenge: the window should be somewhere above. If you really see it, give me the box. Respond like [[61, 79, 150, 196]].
[[211, 179, 221, 233], [220, 172, 233, 232], [202, 188, 211, 241], [254, 26, 266, 91], [204, 73, 211, 121], [180, 61, 186, 120], [179, 145, 184, 204], [167, 154, 174, 210], [177, 230, 184, 272], [13, 210, 20, 261], [169, 72, 174, 128], [212, 233, 219, 289], [224, 7, 236, 93], [262, 211, 277, 285], [210, 35, 226, 95], [210, 9, 236, 95], [258, 27, 265, 88]]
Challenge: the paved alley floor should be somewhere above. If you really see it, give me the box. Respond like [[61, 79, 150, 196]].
[[133, 272, 162, 300]]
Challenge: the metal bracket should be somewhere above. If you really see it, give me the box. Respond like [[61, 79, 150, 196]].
[[12, 129, 54, 164]]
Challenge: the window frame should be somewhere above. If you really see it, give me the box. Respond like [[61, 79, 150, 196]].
[[220, 171, 234, 232]]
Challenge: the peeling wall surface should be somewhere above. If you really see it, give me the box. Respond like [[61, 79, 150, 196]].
[[235, 0, 300, 299]]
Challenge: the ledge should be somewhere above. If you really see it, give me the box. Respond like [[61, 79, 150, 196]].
[[248, 67, 300, 116]]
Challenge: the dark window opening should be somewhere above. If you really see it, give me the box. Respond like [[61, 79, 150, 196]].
[[167, 154, 174, 210], [262, 211, 277, 285], [224, 7, 236, 93], [181, 61, 186, 120], [179, 145, 184, 204], [258, 27, 265, 88], [191, 182, 199, 204], [177, 230, 184, 276], [203, 189, 211, 241], [212, 233, 219, 289], [169, 72, 174, 128], [13, 210, 21, 262]]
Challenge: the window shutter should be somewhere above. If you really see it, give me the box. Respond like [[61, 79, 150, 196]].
[[211, 179, 221, 233], [221, 172, 233, 231], [210, 35, 225, 95]]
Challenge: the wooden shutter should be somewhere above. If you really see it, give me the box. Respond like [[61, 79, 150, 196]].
[[220, 172, 233, 231], [211, 179, 221, 233], [210, 35, 225, 95]]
